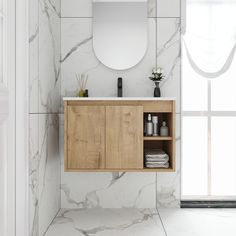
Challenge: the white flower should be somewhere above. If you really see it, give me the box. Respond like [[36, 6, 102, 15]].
[[157, 67, 163, 73], [152, 67, 163, 74]]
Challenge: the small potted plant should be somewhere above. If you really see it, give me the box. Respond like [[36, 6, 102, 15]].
[[149, 67, 165, 97]]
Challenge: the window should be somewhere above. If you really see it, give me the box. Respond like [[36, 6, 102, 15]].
[[182, 0, 236, 199]]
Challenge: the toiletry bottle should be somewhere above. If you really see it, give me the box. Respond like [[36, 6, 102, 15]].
[[152, 116, 158, 136], [160, 121, 168, 136], [146, 114, 153, 136]]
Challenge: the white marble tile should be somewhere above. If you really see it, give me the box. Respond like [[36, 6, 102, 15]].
[[156, 114, 181, 208], [61, 0, 156, 18], [29, 114, 39, 236], [158, 208, 236, 236], [29, 0, 39, 113], [61, 0, 92, 17], [38, 114, 60, 235], [157, 0, 180, 17], [148, 0, 157, 17], [157, 18, 181, 113], [45, 208, 165, 236], [29, 1, 61, 235], [61, 18, 156, 107], [59, 115, 156, 209], [39, 0, 61, 113]]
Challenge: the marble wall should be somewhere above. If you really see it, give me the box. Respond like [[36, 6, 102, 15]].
[[29, 0, 61, 235], [60, 0, 181, 209]]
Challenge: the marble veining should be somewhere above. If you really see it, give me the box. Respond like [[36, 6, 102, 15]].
[[157, 18, 181, 113], [44, 208, 236, 236], [60, 36, 93, 63], [29, 0, 183, 234], [29, 0, 61, 235], [45, 208, 165, 236], [60, 112, 180, 209], [61, 0, 157, 18], [29, 0, 39, 114], [29, 26, 39, 44], [60, 111, 157, 208], [60, 18, 157, 104], [156, 114, 181, 208], [38, 0, 61, 113], [29, 114, 61, 236], [148, 0, 157, 17], [29, 115, 39, 236], [38, 114, 60, 235]]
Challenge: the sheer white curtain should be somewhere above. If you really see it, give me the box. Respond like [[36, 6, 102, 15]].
[[182, 0, 236, 78]]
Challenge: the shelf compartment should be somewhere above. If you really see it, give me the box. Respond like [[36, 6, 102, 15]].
[[143, 112, 173, 137], [143, 140, 175, 171]]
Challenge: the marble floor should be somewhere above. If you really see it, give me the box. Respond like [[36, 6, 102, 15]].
[[45, 208, 236, 236]]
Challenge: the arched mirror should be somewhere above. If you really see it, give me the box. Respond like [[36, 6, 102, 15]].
[[93, 0, 148, 70]]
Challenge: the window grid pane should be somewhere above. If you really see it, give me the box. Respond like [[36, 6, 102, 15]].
[[182, 116, 208, 196], [211, 117, 236, 196]]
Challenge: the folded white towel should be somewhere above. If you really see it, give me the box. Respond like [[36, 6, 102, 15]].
[[145, 149, 168, 158], [145, 162, 169, 168], [145, 149, 169, 162], [145, 160, 169, 165], [145, 156, 169, 162]]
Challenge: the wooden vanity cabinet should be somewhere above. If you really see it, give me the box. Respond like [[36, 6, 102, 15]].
[[64, 99, 176, 172]]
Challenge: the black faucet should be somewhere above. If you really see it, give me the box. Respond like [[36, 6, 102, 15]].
[[117, 77, 122, 97]]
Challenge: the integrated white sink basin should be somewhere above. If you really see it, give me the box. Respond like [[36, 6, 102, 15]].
[[63, 97, 176, 101]]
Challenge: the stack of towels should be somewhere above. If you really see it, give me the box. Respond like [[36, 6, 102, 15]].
[[144, 149, 169, 168]]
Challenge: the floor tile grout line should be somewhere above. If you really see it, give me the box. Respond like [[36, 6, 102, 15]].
[[156, 208, 168, 236]]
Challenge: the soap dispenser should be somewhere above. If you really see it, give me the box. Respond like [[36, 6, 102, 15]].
[[160, 121, 168, 137], [152, 116, 158, 136], [146, 114, 153, 136]]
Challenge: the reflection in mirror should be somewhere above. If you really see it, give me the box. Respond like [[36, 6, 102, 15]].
[[93, 0, 148, 70]]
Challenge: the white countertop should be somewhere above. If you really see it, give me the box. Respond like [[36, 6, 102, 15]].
[[63, 97, 176, 101]]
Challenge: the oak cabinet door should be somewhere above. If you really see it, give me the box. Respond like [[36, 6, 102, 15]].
[[67, 106, 105, 169], [106, 106, 143, 169]]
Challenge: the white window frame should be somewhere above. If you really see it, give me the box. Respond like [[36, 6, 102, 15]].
[[181, 0, 236, 201]]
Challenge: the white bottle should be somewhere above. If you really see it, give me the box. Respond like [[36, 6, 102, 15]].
[[152, 116, 158, 136], [160, 121, 168, 136], [146, 114, 153, 136]]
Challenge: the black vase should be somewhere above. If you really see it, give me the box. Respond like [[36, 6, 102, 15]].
[[154, 82, 161, 97]]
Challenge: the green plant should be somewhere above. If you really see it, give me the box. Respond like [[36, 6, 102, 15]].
[[149, 68, 165, 82]]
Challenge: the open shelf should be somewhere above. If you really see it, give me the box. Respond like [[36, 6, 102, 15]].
[[143, 112, 173, 137], [143, 140, 175, 171], [143, 108, 175, 171]]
